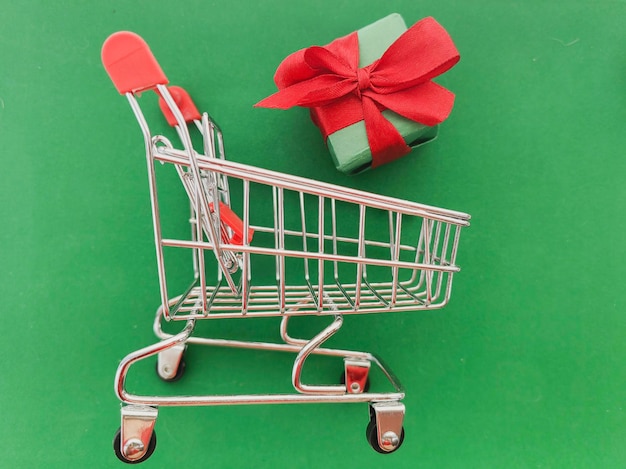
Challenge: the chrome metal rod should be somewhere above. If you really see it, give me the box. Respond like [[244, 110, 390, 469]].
[[115, 320, 195, 402], [154, 147, 471, 226], [119, 390, 405, 407], [291, 315, 345, 394], [160, 238, 461, 273]]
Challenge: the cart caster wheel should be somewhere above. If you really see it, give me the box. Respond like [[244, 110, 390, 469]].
[[366, 419, 404, 454], [113, 427, 157, 464], [342, 358, 371, 394], [367, 402, 406, 454], [156, 356, 186, 382], [156, 342, 187, 381], [340, 371, 370, 393]]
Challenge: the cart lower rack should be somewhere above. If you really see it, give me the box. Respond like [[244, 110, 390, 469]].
[[102, 31, 470, 464]]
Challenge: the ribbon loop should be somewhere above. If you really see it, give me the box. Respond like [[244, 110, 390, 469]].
[[356, 67, 371, 95]]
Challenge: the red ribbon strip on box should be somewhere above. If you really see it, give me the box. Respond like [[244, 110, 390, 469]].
[[255, 17, 460, 168]]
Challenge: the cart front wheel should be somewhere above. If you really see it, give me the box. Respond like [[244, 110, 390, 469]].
[[366, 419, 405, 454], [113, 427, 157, 464]]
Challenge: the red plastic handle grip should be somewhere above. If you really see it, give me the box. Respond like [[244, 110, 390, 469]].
[[101, 31, 168, 94], [210, 202, 254, 245], [158, 86, 201, 127]]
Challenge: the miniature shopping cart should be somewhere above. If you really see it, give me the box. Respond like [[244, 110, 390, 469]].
[[102, 32, 470, 464]]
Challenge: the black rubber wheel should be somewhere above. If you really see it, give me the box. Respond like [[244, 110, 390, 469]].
[[113, 427, 157, 464], [340, 371, 370, 393], [156, 357, 186, 382], [366, 419, 405, 454]]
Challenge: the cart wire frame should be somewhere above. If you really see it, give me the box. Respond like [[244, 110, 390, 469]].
[[102, 31, 470, 463], [137, 89, 469, 321]]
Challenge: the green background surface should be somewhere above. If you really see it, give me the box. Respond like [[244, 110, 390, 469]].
[[1, 1, 625, 468]]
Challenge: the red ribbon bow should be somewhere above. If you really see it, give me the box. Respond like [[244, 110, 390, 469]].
[[255, 17, 460, 168]]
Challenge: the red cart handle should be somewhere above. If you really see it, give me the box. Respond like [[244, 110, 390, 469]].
[[101, 31, 168, 94], [210, 202, 254, 245], [158, 86, 201, 126]]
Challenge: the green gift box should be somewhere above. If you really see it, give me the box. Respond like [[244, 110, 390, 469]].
[[256, 14, 459, 174], [326, 14, 438, 174]]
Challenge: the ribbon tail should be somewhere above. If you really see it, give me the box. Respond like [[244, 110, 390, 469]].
[[255, 75, 355, 109], [361, 97, 411, 168]]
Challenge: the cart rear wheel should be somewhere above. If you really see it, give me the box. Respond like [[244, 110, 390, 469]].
[[113, 427, 157, 464], [340, 371, 370, 393], [156, 356, 186, 382], [366, 419, 404, 454]]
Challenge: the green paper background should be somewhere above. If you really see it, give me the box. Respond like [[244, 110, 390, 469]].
[[1, 1, 625, 468]]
